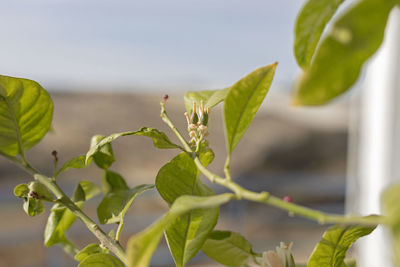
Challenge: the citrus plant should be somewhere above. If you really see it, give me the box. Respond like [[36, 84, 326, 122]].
[[2, 0, 400, 266]]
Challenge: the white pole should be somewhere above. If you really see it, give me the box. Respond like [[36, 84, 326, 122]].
[[352, 7, 400, 267]]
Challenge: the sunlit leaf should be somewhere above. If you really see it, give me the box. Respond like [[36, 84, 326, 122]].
[[78, 253, 124, 267], [294, 0, 397, 105], [28, 181, 54, 201], [14, 183, 29, 198], [101, 170, 128, 195], [23, 197, 44, 216], [44, 181, 100, 247], [294, 0, 345, 69], [202, 230, 256, 266], [0, 75, 53, 156], [44, 204, 76, 247], [57, 155, 88, 176], [224, 64, 277, 154], [86, 127, 180, 164], [307, 222, 376, 267], [198, 141, 214, 167], [97, 184, 154, 224], [75, 243, 104, 262], [126, 193, 234, 267], [90, 135, 115, 169], [72, 181, 101, 202], [184, 88, 229, 113], [156, 152, 218, 266]]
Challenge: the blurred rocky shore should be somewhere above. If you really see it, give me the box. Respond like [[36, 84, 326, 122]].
[[0, 92, 349, 267]]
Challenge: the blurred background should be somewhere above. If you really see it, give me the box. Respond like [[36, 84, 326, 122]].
[[0, 0, 360, 266]]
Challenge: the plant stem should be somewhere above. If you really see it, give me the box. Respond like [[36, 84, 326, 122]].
[[161, 103, 386, 226], [224, 155, 232, 181], [5, 156, 128, 264]]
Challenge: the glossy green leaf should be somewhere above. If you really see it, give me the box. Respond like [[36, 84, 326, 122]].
[[308, 223, 376, 267], [0, 75, 53, 156], [156, 152, 218, 267], [78, 253, 124, 267], [382, 183, 400, 266], [101, 170, 128, 195], [57, 155, 88, 176], [44, 181, 100, 247], [126, 193, 234, 267], [202, 230, 256, 266], [97, 184, 154, 224], [72, 181, 101, 202], [23, 197, 44, 216], [224, 64, 277, 154], [14, 183, 29, 198], [75, 243, 104, 262], [294, 0, 345, 69], [86, 127, 180, 165], [90, 135, 115, 169], [184, 88, 229, 113], [294, 0, 397, 105], [28, 181, 54, 201], [198, 141, 214, 167], [44, 204, 76, 247]]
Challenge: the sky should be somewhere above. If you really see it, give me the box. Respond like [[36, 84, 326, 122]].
[[0, 0, 304, 92]]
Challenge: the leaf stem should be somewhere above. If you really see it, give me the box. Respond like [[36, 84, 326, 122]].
[[116, 219, 125, 242], [60, 238, 80, 257], [160, 103, 386, 226], [160, 101, 192, 152], [4, 156, 128, 264]]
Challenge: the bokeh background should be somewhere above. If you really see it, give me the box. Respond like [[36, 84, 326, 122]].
[[0, 1, 352, 266]]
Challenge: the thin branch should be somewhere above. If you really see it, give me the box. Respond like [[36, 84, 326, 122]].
[[2, 155, 128, 264], [160, 102, 386, 227]]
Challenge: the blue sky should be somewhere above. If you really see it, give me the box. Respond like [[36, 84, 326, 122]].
[[0, 0, 304, 91]]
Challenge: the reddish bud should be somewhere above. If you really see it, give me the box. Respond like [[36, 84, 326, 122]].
[[162, 94, 169, 102], [51, 150, 58, 161], [283, 196, 292, 203]]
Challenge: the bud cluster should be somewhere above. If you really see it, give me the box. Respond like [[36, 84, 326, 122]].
[[185, 100, 210, 144]]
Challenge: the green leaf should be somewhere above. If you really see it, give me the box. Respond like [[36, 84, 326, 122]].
[[45, 182, 99, 247], [86, 127, 180, 165], [184, 88, 229, 113], [126, 193, 234, 267], [97, 184, 154, 224], [23, 197, 44, 216], [345, 259, 356, 267], [224, 64, 277, 154], [44, 204, 78, 247], [72, 181, 101, 202], [0, 75, 53, 156], [101, 170, 129, 195], [382, 183, 400, 266], [75, 243, 104, 262], [201, 230, 256, 266], [14, 183, 29, 198], [90, 135, 115, 169], [307, 223, 376, 267], [294, 0, 345, 69], [156, 152, 218, 267], [294, 0, 397, 105], [78, 253, 124, 267], [198, 141, 214, 167], [28, 181, 54, 201], [57, 155, 88, 176]]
